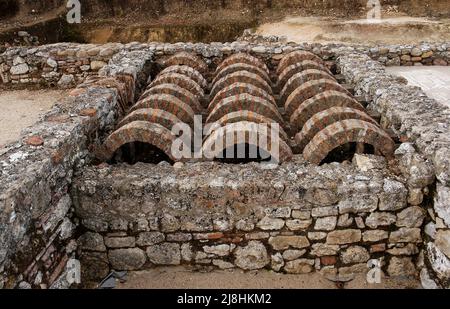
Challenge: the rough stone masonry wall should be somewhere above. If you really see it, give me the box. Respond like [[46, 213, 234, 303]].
[[0, 44, 153, 289], [73, 157, 425, 286], [336, 51, 450, 288], [0, 43, 122, 88]]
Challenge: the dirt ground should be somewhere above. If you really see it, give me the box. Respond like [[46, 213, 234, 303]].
[[115, 266, 420, 289], [256, 16, 450, 44], [0, 89, 66, 148], [386, 66, 450, 108]]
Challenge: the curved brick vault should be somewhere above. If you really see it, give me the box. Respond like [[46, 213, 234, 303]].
[[215, 53, 269, 77], [160, 65, 208, 90], [210, 71, 273, 100], [202, 121, 293, 163], [276, 50, 326, 75], [209, 111, 289, 142], [295, 106, 379, 151], [150, 72, 205, 99], [206, 93, 284, 125], [102, 121, 178, 162], [213, 63, 271, 86], [117, 108, 183, 131], [130, 94, 195, 126], [290, 90, 365, 131], [285, 79, 350, 118], [280, 69, 335, 104], [140, 83, 202, 114], [277, 60, 332, 91], [303, 119, 395, 165], [163, 52, 208, 75], [208, 82, 276, 114]]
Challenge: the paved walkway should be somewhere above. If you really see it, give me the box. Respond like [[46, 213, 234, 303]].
[[386, 66, 450, 108]]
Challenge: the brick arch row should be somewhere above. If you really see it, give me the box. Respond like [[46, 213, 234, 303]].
[[276, 51, 395, 164], [101, 52, 209, 162]]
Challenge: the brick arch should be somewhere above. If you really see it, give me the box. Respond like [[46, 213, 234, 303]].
[[276, 50, 326, 75], [117, 108, 184, 132], [277, 60, 332, 91], [215, 53, 269, 76], [213, 63, 271, 86], [140, 83, 202, 114], [160, 65, 208, 90], [164, 52, 208, 74], [102, 121, 178, 162], [209, 110, 289, 142], [303, 119, 395, 165], [285, 79, 350, 117], [130, 94, 195, 126], [208, 82, 276, 114], [295, 107, 379, 151], [202, 121, 293, 163], [210, 71, 273, 100], [206, 93, 284, 125], [290, 90, 364, 132], [280, 69, 335, 104], [150, 73, 204, 99]]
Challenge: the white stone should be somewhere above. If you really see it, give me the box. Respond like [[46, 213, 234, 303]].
[[10, 63, 29, 75]]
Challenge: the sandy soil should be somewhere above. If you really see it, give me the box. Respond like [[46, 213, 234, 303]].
[[0, 89, 66, 148], [115, 266, 420, 289], [256, 16, 450, 44], [386, 66, 450, 108]]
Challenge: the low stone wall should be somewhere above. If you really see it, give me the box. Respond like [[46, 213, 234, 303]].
[[0, 43, 123, 88], [72, 157, 425, 286], [336, 52, 450, 288], [0, 46, 152, 288]]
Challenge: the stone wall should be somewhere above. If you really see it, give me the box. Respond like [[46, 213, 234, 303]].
[[0, 43, 122, 88], [0, 44, 153, 288], [72, 156, 425, 286], [336, 52, 450, 288]]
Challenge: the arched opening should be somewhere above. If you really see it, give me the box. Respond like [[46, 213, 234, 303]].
[[109, 142, 174, 165], [215, 143, 273, 164], [320, 143, 375, 165]]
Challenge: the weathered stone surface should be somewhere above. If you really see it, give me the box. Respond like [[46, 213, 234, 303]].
[[57, 74, 75, 89], [379, 179, 408, 211], [284, 259, 314, 274], [314, 216, 337, 231], [307, 232, 327, 241], [435, 185, 450, 227], [213, 260, 235, 269], [286, 219, 312, 230], [310, 243, 339, 257], [104, 237, 136, 248], [337, 214, 353, 227], [268, 236, 310, 250], [203, 244, 231, 257], [387, 244, 419, 256], [353, 154, 386, 172], [396, 206, 426, 228], [109, 248, 146, 270], [389, 228, 422, 243], [365, 212, 396, 229], [435, 230, 450, 259], [292, 210, 311, 220], [326, 229, 361, 245], [234, 241, 269, 270], [166, 233, 192, 242], [91, 60, 107, 70], [161, 214, 180, 232], [362, 230, 389, 242], [136, 232, 165, 246], [271, 253, 284, 271], [257, 216, 285, 230], [10, 63, 29, 75], [305, 188, 339, 206], [427, 242, 450, 281], [311, 206, 338, 218], [147, 243, 181, 265], [340, 246, 370, 264], [338, 195, 378, 214], [387, 257, 416, 277], [80, 252, 109, 281], [181, 243, 193, 262], [282, 249, 306, 261], [78, 232, 106, 252]]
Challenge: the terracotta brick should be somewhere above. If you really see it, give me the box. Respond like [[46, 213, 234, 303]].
[[164, 52, 208, 74], [321, 256, 337, 266], [160, 65, 208, 90], [210, 71, 273, 100], [117, 108, 184, 131], [25, 136, 44, 146], [276, 50, 326, 76], [215, 53, 269, 77], [150, 73, 204, 99], [277, 60, 332, 91], [213, 63, 271, 86]]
